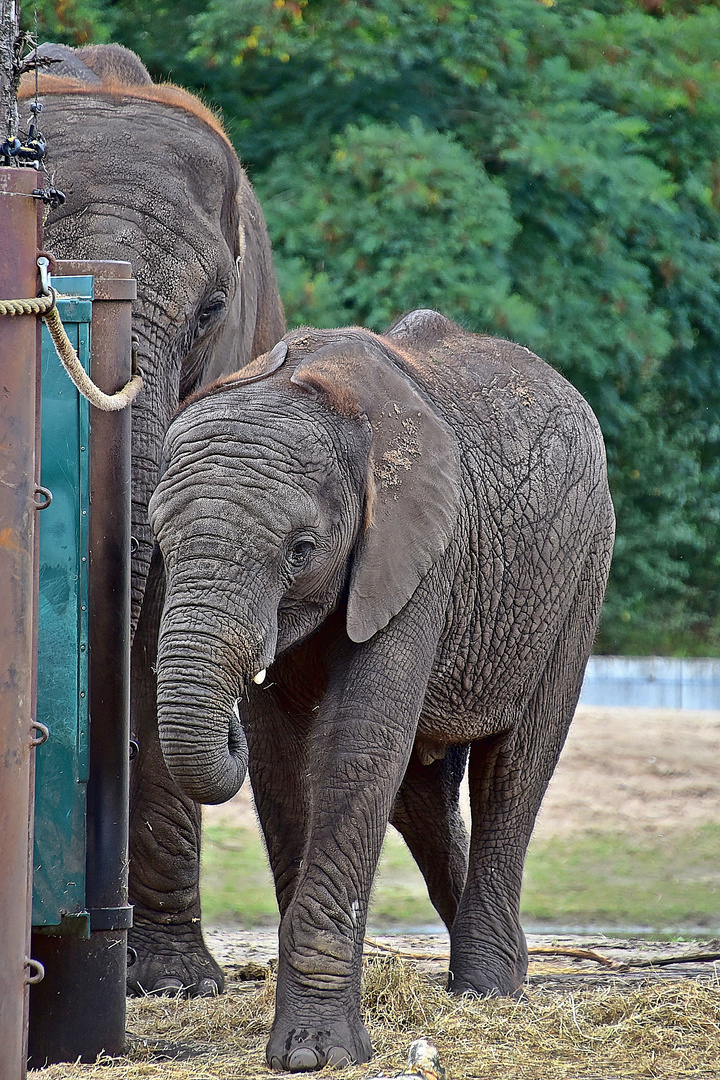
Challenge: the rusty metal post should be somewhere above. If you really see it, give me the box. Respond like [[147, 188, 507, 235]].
[[28, 261, 134, 1066], [0, 168, 43, 1080]]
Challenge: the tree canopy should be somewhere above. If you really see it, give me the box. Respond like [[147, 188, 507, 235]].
[[27, 0, 720, 654]]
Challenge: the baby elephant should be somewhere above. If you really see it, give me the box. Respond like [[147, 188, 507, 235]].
[[149, 310, 614, 1072]]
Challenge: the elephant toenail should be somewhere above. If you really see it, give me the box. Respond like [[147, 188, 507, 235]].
[[326, 1046, 352, 1067], [195, 978, 219, 997], [152, 977, 185, 996], [288, 1047, 320, 1071]]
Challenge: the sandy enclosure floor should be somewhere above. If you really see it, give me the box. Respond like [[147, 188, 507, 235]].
[[205, 705, 720, 838]]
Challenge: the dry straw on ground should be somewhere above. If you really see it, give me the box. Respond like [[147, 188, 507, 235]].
[[32, 955, 720, 1080]]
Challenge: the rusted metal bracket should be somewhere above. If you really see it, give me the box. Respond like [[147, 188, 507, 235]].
[[23, 959, 44, 987], [29, 722, 49, 748]]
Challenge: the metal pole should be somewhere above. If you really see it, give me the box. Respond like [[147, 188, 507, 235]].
[[0, 166, 43, 1080], [84, 259, 134, 1040], [27, 261, 134, 1065]]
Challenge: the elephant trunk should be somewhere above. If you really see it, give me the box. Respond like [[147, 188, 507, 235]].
[[128, 314, 177, 638], [156, 625, 256, 805]]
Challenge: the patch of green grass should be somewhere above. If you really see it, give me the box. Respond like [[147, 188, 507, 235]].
[[201, 823, 720, 933], [201, 826, 277, 926], [522, 824, 720, 931], [368, 828, 440, 928], [200, 824, 439, 928]]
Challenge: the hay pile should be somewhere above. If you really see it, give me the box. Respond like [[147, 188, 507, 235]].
[[32, 956, 720, 1080]]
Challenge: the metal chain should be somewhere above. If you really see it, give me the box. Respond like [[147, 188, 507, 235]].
[[1, 0, 54, 172], [33, 0, 38, 110]]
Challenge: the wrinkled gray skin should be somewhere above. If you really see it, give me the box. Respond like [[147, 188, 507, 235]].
[[150, 310, 615, 1071], [26, 44, 285, 996]]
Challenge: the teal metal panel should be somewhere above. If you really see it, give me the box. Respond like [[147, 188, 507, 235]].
[[33, 276, 93, 929]]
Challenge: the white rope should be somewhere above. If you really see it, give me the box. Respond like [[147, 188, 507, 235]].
[[43, 291, 143, 410], [0, 293, 54, 315], [0, 287, 143, 410]]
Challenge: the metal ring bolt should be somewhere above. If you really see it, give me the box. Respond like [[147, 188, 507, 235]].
[[30, 721, 49, 747], [24, 957, 45, 985], [33, 485, 52, 510]]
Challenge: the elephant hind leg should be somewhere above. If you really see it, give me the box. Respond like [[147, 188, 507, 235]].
[[390, 744, 469, 931], [448, 545, 609, 997]]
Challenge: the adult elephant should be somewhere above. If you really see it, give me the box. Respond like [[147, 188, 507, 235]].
[[149, 310, 615, 1070], [20, 44, 286, 996]]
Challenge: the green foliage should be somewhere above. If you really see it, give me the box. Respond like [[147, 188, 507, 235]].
[[106, 0, 209, 87], [22, 0, 112, 45], [31, 0, 720, 654], [261, 119, 523, 332]]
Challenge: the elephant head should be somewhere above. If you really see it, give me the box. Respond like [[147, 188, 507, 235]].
[[148, 329, 461, 804], [21, 45, 285, 629]]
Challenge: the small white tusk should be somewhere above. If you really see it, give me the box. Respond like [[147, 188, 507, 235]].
[[253, 669, 267, 685], [232, 698, 241, 720]]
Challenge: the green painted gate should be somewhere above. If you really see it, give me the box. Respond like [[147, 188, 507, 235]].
[[28, 261, 133, 1066], [33, 275, 93, 937]]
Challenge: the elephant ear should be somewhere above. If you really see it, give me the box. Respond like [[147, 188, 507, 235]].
[[291, 338, 461, 643]]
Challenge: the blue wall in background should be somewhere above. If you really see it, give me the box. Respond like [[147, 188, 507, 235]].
[[580, 657, 720, 710]]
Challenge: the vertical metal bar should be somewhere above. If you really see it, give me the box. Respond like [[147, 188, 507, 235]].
[[27, 260, 134, 1066], [0, 167, 43, 1080], [72, 260, 134, 933]]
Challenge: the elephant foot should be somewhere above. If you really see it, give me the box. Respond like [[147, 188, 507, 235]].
[[266, 1014, 373, 1072], [448, 918, 528, 999], [447, 956, 526, 998], [127, 914, 225, 998]]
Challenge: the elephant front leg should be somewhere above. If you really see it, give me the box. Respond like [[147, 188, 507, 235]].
[[128, 709, 223, 997], [128, 550, 223, 997], [269, 807, 378, 1073], [243, 678, 313, 919], [266, 632, 432, 1073]]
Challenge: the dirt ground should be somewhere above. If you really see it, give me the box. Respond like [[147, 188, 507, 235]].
[[205, 704, 720, 838], [202, 927, 720, 999], [34, 707, 720, 1079], [202, 704, 720, 983]]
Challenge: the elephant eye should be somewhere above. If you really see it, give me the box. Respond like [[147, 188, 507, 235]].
[[287, 537, 316, 568], [195, 294, 226, 338]]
